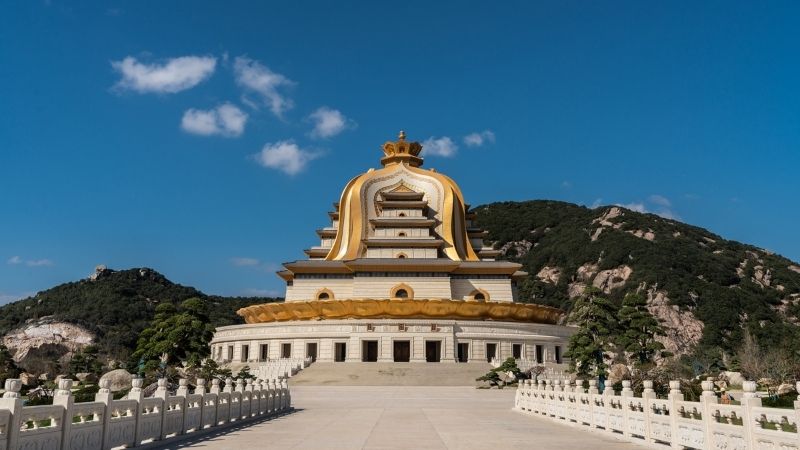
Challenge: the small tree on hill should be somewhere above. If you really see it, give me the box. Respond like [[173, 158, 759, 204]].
[[564, 287, 619, 383], [0, 344, 20, 380], [68, 345, 103, 377], [617, 292, 670, 370], [132, 297, 214, 376]]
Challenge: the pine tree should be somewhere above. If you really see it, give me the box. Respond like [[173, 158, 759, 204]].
[[0, 344, 20, 381], [132, 297, 214, 375], [617, 292, 669, 369], [564, 287, 619, 380]]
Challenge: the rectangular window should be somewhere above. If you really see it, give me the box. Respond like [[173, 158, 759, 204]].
[[227, 345, 234, 361], [366, 323, 375, 332], [241, 345, 249, 362], [535, 345, 543, 364], [430, 323, 439, 332], [512, 343, 522, 359], [260, 344, 269, 362], [486, 343, 497, 362], [398, 323, 407, 332], [281, 343, 292, 358], [555, 346, 562, 364]]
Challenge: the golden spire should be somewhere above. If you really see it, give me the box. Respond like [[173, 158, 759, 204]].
[[381, 131, 422, 167]]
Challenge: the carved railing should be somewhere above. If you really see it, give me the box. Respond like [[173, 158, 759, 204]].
[[515, 378, 800, 449], [0, 375, 291, 450]]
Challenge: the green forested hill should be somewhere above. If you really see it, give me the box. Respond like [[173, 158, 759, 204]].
[[475, 201, 800, 358], [0, 267, 276, 361]]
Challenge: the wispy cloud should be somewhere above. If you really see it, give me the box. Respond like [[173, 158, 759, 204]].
[[253, 140, 318, 175], [111, 55, 217, 94], [7, 256, 53, 267], [561, 180, 572, 189], [591, 198, 603, 208], [233, 57, 295, 117], [181, 103, 248, 137], [648, 194, 671, 208], [230, 257, 260, 267], [615, 195, 680, 220], [243, 288, 282, 298], [463, 130, 495, 147], [308, 107, 355, 139], [0, 292, 34, 305], [422, 136, 458, 157]]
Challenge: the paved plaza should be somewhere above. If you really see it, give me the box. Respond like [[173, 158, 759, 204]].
[[164, 386, 640, 449]]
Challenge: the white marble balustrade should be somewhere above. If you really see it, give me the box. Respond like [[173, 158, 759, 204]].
[[0, 375, 291, 450], [514, 377, 800, 449]]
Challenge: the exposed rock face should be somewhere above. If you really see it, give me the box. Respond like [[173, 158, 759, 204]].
[[498, 240, 533, 258], [607, 363, 630, 385], [536, 266, 561, 284], [2, 320, 95, 363], [628, 229, 655, 241], [567, 282, 587, 299], [593, 207, 623, 227], [100, 369, 134, 392], [592, 265, 633, 293], [789, 265, 800, 274], [645, 287, 704, 357], [752, 266, 772, 288], [576, 263, 598, 282]]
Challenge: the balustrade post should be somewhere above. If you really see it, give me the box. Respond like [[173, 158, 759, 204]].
[[0, 379, 24, 448], [641, 380, 656, 444], [699, 377, 717, 448], [281, 379, 290, 409], [52, 379, 74, 450], [95, 378, 114, 450], [667, 380, 683, 449], [195, 378, 207, 433], [223, 378, 234, 394], [210, 378, 221, 394], [588, 379, 599, 429], [740, 380, 761, 450], [176, 378, 189, 397], [602, 379, 614, 432], [268, 380, 277, 413], [620, 380, 632, 437], [245, 379, 254, 418], [794, 382, 800, 447], [154, 378, 172, 441]]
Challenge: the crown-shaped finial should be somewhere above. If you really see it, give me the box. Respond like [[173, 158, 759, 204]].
[[381, 131, 423, 167]]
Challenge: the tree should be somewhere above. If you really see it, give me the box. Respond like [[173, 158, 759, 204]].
[[0, 344, 20, 380], [737, 329, 766, 382], [68, 345, 103, 377], [617, 292, 669, 370], [132, 297, 214, 376], [196, 358, 232, 383], [476, 357, 524, 388], [564, 287, 619, 381], [236, 365, 256, 381]]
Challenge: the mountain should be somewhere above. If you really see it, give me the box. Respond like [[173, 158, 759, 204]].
[[0, 267, 277, 367], [474, 200, 800, 358]]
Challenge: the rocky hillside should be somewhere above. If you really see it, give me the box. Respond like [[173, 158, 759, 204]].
[[0, 267, 276, 367], [475, 201, 800, 358]]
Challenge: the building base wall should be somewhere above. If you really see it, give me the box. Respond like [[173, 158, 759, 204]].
[[211, 319, 574, 366]]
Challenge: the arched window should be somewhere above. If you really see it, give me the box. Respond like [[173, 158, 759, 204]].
[[396, 252, 408, 259], [390, 284, 414, 299], [470, 290, 489, 302], [398, 212, 406, 217], [316, 289, 334, 301], [398, 232, 407, 237]]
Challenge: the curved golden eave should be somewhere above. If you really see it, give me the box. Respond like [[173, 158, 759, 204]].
[[237, 299, 563, 325]]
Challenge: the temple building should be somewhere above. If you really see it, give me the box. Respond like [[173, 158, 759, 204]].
[[210, 132, 573, 366]]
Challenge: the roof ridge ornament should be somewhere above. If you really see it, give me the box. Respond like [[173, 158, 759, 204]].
[[381, 130, 423, 167]]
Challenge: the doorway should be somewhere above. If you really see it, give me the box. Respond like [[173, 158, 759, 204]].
[[306, 343, 318, 362], [334, 342, 347, 362], [425, 340, 441, 362], [486, 343, 497, 362], [512, 343, 522, 359], [393, 340, 410, 362], [362, 340, 379, 362], [457, 343, 469, 363], [281, 343, 292, 359]]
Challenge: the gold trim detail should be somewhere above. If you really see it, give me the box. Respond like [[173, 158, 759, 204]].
[[237, 299, 563, 325], [390, 283, 414, 299]]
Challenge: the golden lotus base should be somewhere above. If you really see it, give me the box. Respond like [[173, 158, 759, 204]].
[[237, 298, 563, 325]]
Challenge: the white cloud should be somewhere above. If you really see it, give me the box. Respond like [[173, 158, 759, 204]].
[[111, 55, 216, 93], [463, 130, 496, 147], [26, 259, 53, 267], [591, 198, 603, 208], [561, 180, 572, 189], [648, 194, 672, 208], [308, 107, 355, 139], [233, 57, 295, 117], [181, 103, 248, 137], [422, 136, 458, 157], [253, 140, 317, 175], [7, 256, 53, 267], [618, 202, 647, 213], [230, 257, 260, 267]]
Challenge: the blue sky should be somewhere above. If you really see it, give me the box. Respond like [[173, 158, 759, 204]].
[[1, 1, 799, 303]]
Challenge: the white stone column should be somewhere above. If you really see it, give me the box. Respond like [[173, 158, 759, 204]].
[[95, 378, 114, 449], [667, 380, 683, 449], [740, 380, 761, 450], [0, 379, 24, 448]]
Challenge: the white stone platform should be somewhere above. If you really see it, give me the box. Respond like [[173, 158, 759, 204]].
[[161, 386, 640, 449]]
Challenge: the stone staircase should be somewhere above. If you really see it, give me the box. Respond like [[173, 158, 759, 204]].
[[289, 362, 493, 386]]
